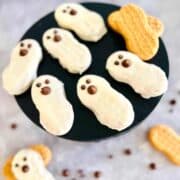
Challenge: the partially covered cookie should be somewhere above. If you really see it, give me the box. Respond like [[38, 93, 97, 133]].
[[2, 39, 42, 95], [3, 144, 54, 180], [106, 51, 168, 99], [31, 75, 74, 136], [55, 3, 107, 42], [43, 28, 91, 74], [77, 75, 134, 131]]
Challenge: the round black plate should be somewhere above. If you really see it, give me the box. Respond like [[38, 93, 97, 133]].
[[15, 2, 169, 141]]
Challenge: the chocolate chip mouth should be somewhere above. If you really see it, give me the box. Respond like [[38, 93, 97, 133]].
[[19, 49, 28, 56], [53, 35, 61, 42], [22, 165, 29, 173], [41, 86, 51, 95], [87, 85, 97, 95]]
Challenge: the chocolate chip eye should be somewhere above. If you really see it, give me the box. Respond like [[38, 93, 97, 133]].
[[86, 79, 91, 84], [46, 36, 51, 39], [54, 30, 58, 34], [20, 43, 24, 47], [15, 164, 19, 167], [27, 44, 32, 48], [62, 9, 67, 13], [81, 85, 86, 90], [118, 54, 123, 59], [36, 83, 41, 88], [23, 157, 27, 161], [67, 6, 70, 9], [114, 61, 119, 65], [45, 79, 50, 84]]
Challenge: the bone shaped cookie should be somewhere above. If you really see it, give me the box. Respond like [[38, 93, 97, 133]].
[[31, 75, 74, 136], [106, 51, 168, 99], [43, 28, 91, 74], [3, 144, 54, 180], [55, 3, 107, 42], [148, 125, 180, 166], [108, 3, 163, 60], [2, 39, 42, 95], [77, 75, 134, 131]]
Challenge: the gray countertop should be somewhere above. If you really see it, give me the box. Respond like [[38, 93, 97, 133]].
[[0, 0, 180, 179]]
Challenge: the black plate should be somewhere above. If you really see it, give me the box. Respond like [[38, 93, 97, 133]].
[[15, 2, 169, 141]]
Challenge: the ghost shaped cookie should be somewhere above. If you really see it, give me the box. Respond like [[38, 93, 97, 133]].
[[106, 51, 168, 99], [2, 39, 42, 95], [77, 75, 134, 131], [3, 144, 54, 180], [55, 3, 107, 42], [43, 28, 91, 74], [31, 75, 74, 136]]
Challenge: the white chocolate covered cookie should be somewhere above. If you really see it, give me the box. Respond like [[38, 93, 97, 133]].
[[2, 39, 42, 95], [77, 75, 134, 131], [106, 51, 168, 99], [12, 149, 54, 180], [43, 28, 91, 74], [31, 75, 74, 136], [55, 3, 107, 42]]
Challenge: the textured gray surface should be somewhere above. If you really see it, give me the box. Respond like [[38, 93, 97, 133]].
[[0, 0, 180, 179]]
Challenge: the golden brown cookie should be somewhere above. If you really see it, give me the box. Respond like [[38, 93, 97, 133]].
[[148, 16, 164, 36], [2, 156, 16, 180], [148, 125, 180, 166], [30, 144, 52, 166], [108, 4, 162, 60]]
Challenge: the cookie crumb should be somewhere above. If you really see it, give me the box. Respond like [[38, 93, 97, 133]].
[[123, 148, 132, 155], [169, 99, 176, 106], [93, 171, 102, 178], [149, 162, 156, 170], [10, 123, 17, 130], [62, 169, 70, 177]]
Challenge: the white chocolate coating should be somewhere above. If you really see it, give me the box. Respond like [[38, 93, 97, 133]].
[[12, 149, 54, 180], [106, 51, 168, 99], [55, 3, 107, 42], [43, 28, 91, 74], [2, 39, 42, 95], [31, 75, 74, 136], [77, 75, 134, 131]]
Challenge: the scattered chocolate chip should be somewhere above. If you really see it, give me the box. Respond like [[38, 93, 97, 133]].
[[123, 148, 132, 155], [86, 79, 91, 84], [23, 157, 27, 161], [169, 99, 176, 106], [45, 79, 50, 84], [20, 43, 24, 47], [114, 61, 119, 65], [54, 35, 61, 42], [107, 154, 113, 159], [27, 44, 32, 48], [122, 59, 131, 68], [81, 85, 86, 90], [15, 163, 19, 167], [41, 87, 51, 95], [87, 85, 97, 95], [46, 36, 51, 39], [149, 162, 156, 170], [118, 54, 123, 59], [22, 165, 29, 173], [19, 49, 28, 56], [10, 123, 17, 130], [94, 171, 102, 178], [36, 83, 41, 88], [62, 169, 70, 177], [70, 9, 77, 15]]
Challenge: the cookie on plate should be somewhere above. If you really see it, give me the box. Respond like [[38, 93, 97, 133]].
[[106, 51, 168, 99], [55, 3, 107, 42], [3, 144, 54, 180], [77, 75, 134, 131], [108, 4, 164, 60], [2, 39, 42, 95], [31, 75, 74, 136], [43, 28, 91, 74], [148, 125, 180, 166]]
